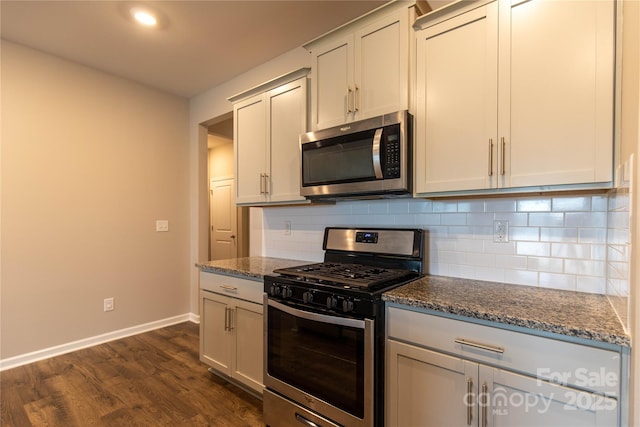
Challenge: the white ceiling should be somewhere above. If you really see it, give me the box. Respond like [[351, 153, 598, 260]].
[[1, 0, 398, 98]]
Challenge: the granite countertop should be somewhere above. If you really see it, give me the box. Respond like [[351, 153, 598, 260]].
[[383, 275, 630, 347], [196, 256, 308, 280]]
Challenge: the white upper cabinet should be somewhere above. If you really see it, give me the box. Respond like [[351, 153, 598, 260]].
[[306, 3, 412, 130], [414, 0, 615, 196], [229, 68, 309, 206]]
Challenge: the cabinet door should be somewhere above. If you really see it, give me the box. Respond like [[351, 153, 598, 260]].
[[387, 340, 478, 427], [354, 8, 409, 121], [310, 34, 353, 130], [234, 94, 267, 204], [267, 76, 308, 203], [499, 0, 614, 188], [231, 299, 264, 394], [481, 366, 617, 427], [415, 2, 499, 194], [200, 292, 232, 375]]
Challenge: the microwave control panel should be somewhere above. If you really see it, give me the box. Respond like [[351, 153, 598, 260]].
[[383, 127, 401, 179]]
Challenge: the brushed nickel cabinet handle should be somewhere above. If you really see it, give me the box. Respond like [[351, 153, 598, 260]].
[[354, 84, 360, 112], [219, 284, 238, 291], [466, 377, 473, 425], [488, 139, 494, 177], [455, 338, 504, 354], [264, 173, 270, 194], [482, 383, 488, 427], [228, 308, 234, 331], [500, 137, 506, 176], [259, 173, 265, 194], [224, 307, 229, 331], [347, 86, 353, 113]]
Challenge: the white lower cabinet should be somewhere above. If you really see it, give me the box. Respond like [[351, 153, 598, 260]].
[[199, 272, 264, 394], [386, 307, 620, 426]]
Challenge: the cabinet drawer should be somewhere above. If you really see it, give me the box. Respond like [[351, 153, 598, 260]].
[[199, 271, 263, 304], [387, 307, 620, 397]]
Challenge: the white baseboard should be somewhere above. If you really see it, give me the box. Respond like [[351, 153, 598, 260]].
[[0, 312, 199, 372]]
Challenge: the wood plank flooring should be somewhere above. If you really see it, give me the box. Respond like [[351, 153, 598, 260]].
[[0, 322, 264, 426]]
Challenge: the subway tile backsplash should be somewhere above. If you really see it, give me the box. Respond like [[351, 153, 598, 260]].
[[262, 193, 630, 303]]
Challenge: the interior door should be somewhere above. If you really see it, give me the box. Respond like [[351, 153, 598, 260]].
[[210, 178, 237, 260]]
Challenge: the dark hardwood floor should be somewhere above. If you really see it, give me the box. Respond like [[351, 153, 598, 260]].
[[0, 322, 264, 426]]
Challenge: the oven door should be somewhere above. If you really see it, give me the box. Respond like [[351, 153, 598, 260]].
[[264, 297, 374, 427]]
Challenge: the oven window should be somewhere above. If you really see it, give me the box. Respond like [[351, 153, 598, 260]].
[[302, 135, 376, 185], [267, 304, 365, 418]]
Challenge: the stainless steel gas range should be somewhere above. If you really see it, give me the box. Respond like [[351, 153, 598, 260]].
[[263, 227, 425, 427]]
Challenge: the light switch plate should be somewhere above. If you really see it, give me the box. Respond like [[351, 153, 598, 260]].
[[156, 220, 169, 232]]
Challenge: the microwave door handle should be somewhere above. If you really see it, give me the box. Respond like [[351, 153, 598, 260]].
[[372, 128, 384, 179]]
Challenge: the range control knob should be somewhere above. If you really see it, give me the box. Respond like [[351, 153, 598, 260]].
[[282, 286, 292, 299], [303, 291, 313, 304], [326, 296, 337, 310], [342, 299, 354, 313], [269, 284, 280, 297]]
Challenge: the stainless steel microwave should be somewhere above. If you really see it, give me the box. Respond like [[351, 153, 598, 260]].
[[300, 110, 412, 199]]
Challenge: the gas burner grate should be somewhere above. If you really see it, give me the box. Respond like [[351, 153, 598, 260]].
[[274, 262, 415, 288]]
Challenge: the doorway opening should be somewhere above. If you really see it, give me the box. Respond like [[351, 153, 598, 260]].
[[205, 113, 249, 261]]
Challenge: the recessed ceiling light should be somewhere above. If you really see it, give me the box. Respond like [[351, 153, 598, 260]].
[[131, 7, 157, 27]]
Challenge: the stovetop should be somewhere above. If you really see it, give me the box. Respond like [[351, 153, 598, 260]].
[[273, 262, 417, 289]]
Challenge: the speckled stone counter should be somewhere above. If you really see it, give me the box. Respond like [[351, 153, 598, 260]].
[[383, 275, 630, 347], [196, 256, 308, 280]]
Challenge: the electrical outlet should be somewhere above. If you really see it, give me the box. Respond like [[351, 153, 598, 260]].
[[104, 297, 114, 312], [156, 220, 169, 232], [284, 220, 292, 236], [494, 220, 509, 243]]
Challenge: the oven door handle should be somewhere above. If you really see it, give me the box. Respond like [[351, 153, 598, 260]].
[[267, 299, 365, 329]]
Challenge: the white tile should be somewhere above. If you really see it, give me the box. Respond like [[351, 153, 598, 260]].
[[447, 226, 475, 238], [467, 213, 494, 226], [510, 226, 540, 241], [441, 213, 467, 226], [591, 195, 608, 211], [577, 277, 606, 294], [388, 201, 410, 214], [607, 244, 628, 262], [539, 273, 576, 291], [564, 212, 606, 228], [551, 243, 592, 259], [504, 270, 539, 286], [486, 199, 516, 212], [473, 226, 493, 240], [433, 250, 466, 264], [517, 242, 550, 257], [494, 212, 528, 226], [551, 196, 591, 212], [367, 201, 390, 214], [591, 244, 606, 261], [527, 257, 563, 273], [474, 266, 505, 282], [408, 199, 433, 213], [393, 214, 417, 226], [457, 200, 485, 212], [465, 252, 496, 267], [564, 259, 605, 277], [578, 228, 606, 244], [448, 264, 476, 279], [608, 211, 630, 228], [517, 198, 551, 212], [433, 201, 458, 213], [432, 238, 458, 252], [495, 254, 528, 269], [484, 241, 517, 255], [416, 213, 441, 226], [529, 212, 565, 227], [456, 238, 485, 253], [540, 227, 578, 242], [607, 262, 629, 280]]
